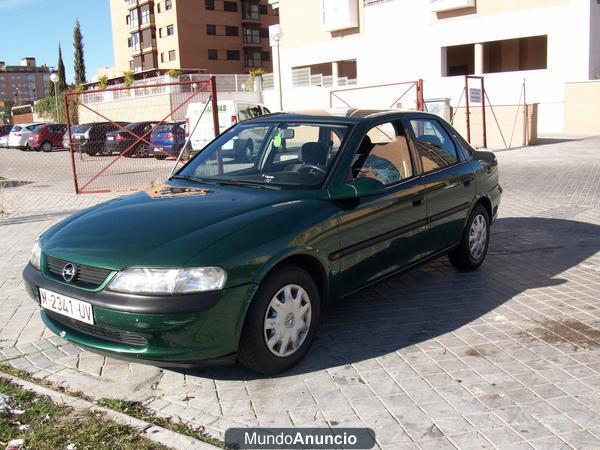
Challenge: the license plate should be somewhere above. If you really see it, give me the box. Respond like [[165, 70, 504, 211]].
[[107, 136, 114, 141], [39, 288, 94, 325]]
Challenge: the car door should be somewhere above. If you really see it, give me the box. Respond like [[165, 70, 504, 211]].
[[336, 120, 428, 296], [403, 116, 476, 256]]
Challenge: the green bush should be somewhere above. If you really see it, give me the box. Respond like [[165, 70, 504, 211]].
[[34, 93, 78, 124]]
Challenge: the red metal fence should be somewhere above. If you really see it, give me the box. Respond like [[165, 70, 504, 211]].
[[330, 80, 424, 111], [64, 77, 219, 194]]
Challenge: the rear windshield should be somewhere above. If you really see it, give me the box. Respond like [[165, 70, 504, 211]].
[[73, 124, 93, 133], [32, 124, 46, 132], [25, 124, 39, 131], [153, 124, 173, 133]]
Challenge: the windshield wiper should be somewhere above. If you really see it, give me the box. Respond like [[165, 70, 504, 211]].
[[169, 175, 210, 184], [214, 179, 281, 190]]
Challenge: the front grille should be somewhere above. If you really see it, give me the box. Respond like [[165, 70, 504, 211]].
[[46, 255, 111, 289], [46, 311, 148, 347]]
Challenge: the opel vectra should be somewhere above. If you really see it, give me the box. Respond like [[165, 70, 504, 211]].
[[23, 110, 501, 374]]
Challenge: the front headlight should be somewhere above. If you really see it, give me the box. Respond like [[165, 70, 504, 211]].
[[108, 267, 226, 295], [30, 239, 41, 270]]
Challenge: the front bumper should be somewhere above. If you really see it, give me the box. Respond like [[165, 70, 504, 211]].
[[23, 264, 257, 366]]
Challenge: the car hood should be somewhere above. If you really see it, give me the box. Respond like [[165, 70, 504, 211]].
[[41, 181, 316, 270]]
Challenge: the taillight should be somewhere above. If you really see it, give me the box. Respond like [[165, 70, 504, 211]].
[[115, 134, 125, 141], [231, 115, 238, 125], [164, 133, 174, 140]]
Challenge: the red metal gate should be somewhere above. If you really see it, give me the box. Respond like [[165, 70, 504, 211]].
[[329, 80, 424, 111], [64, 77, 219, 194]]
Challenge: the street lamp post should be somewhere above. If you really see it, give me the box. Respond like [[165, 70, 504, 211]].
[[269, 24, 284, 111], [50, 73, 60, 121]]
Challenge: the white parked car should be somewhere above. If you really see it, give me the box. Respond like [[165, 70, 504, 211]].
[[185, 100, 270, 158], [8, 123, 47, 150], [0, 124, 13, 148]]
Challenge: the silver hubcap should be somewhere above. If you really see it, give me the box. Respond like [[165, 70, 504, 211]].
[[263, 284, 312, 358], [469, 214, 487, 259]]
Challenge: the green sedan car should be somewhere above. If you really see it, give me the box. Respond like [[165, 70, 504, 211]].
[[23, 110, 501, 374]]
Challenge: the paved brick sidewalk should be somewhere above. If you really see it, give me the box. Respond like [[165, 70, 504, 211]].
[[1, 136, 600, 449]]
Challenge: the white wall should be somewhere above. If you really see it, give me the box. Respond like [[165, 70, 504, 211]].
[[275, 0, 596, 133]]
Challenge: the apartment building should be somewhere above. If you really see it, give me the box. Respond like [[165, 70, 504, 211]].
[[269, 0, 600, 133], [109, 0, 279, 74], [0, 58, 51, 103]]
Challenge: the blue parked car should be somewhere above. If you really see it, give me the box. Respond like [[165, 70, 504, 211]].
[[150, 122, 186, 160]]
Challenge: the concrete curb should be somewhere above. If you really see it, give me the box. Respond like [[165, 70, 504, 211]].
[[0, 373, 221, 450]]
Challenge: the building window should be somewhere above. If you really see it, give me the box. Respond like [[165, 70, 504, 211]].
[[206, 24, 216, 35], [141, 8, 150, 24], [259, 27, 269, 38], [444, 43, 474, 76], [243, 26, 260, 44], [161, 52, 165, 62], [126, 14, 130, 24], [258, 4, 268, 14], [224, 1, 238, 12], [225, 26, 238, 36], [208, 49, 218, 60], [261, 51, 270, 61], [244, 50, 261, 67], [227, 50, 240, 60], [156, 2, 161, 13], [483, 35, 547, 73], [166, 24, 174, 35], [130, 8, 139, 28], [165, 0, 172, 10], [205, 0, 214, 9], [128, 37, 132, 47], [168, 50, 176, 61], [131, 32, 140, 51]]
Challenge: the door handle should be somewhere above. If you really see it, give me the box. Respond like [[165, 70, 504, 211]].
[[462, 175, 474, 186], [412, 196, 424, 207]]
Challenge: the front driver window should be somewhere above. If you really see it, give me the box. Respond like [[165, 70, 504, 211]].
[[352, 121, 414, 186]]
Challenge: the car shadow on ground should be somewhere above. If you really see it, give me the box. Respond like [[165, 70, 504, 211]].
[[184, 216, 600, 380]]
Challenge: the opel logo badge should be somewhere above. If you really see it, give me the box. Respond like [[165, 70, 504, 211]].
[[62, 263, 76, 282]]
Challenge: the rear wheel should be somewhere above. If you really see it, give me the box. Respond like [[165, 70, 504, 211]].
[[238, 266, 320, 375], [136, 144, 149, 158], [449, 204, 490, 271], [41, 141, 52, 152]]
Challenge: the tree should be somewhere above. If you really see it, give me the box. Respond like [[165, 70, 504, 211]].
[[73, 20, 86, 85], [47, 78, 55, 96], [57, 44, 66, 92]]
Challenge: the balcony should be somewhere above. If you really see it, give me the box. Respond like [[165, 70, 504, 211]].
[[127, 0, 153, 9], [243, 35, 261, 45], [242, 10, 260, 21]]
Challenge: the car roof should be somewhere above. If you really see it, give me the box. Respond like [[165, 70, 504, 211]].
[[245, 108, 437, 125]]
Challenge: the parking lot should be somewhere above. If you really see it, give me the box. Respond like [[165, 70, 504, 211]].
[[1, 136, 600, 448]]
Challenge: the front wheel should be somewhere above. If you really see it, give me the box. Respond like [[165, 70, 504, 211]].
[[449, 204, 490, 271], [238, 266, 320, 375]]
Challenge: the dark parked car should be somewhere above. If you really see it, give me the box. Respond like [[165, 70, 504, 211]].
[[150, 122, 186, 160], [27, 124, 67, 152], [23, 110, 501, 374], [70, 122, 129, 156], [105, 122, 158, 157]]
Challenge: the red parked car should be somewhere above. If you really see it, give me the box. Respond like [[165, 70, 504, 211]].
[[28, 124, 67, 152]]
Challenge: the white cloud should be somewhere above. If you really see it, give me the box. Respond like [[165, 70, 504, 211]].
[[0, 0, 42, 10]]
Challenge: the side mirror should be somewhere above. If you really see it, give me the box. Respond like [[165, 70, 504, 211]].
[[328, 177, 385, 200]]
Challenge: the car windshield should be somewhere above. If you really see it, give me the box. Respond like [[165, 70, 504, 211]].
[[176, 121, 352, 188]]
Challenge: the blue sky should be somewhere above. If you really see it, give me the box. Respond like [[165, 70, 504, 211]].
[[0, 0, 114, 83]]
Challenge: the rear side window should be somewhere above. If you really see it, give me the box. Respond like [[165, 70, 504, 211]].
[[352, 121, 414, 186], [12, 126, 22, 132], [408, 118, 458, 173]]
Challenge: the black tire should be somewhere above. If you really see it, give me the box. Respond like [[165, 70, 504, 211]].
[[41, 141, 52, 152], [238, 265, 320, 375], [136, 144, 149, 158], [449, 204, 490, 271], [155, 155, 167, 160]]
